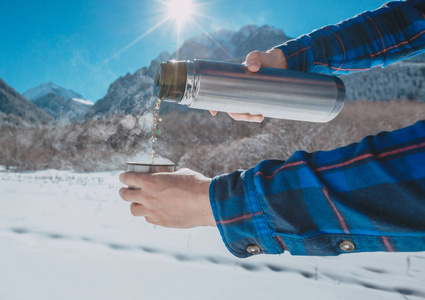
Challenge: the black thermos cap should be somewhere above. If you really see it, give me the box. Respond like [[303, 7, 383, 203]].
[[155, 61, 187, 102]]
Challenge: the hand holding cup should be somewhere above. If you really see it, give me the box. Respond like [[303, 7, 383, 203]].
[[119, 164, 215, 228]]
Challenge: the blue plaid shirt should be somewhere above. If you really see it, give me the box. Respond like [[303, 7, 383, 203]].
[[210, 0, 425, 258]]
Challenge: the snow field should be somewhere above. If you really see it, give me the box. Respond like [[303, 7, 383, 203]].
[[0, 169, 424, 300]]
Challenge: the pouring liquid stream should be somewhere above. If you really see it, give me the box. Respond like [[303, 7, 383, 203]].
[[151, 98, 161, 164]]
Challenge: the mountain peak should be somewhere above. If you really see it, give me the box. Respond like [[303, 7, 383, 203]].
[[23, 82, 87, 103], [0, 78, 53, 126]]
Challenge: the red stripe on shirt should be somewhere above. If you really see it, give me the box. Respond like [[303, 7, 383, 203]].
[[316, 141, 425, 172], [256, 161, 308, 179], [315, 153, 375, 172], [369, 28, 425, 57], [382, 236, 394, 252], [276, 235, 287, 251], [323, 188, 350, 234], [255, 139, 425, 180], [314, 62, 378, 72], [378, 141, 425, 158], [217, 211, 264, 225], [364, 14, 386, 51], [324, 27, 347, 74], [315, 26, 425, 71], [288, 46, 310, 57]]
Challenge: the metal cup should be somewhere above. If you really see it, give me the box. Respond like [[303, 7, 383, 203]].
[[126, 162, 175, 173], [125, 162, 175, 190]]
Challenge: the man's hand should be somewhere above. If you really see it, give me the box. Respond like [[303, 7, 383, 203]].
[[245, 48, 289, 72], [119, 168, 216, 228], [210, 48, 288, 123]]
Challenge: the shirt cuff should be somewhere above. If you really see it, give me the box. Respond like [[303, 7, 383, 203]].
[[273, 35, 315, 73], [209, 169, 283, 258]]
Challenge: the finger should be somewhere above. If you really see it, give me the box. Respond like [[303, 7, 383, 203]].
[[245, 51, 262, 72], [119, 172, 152, 189], [209, 110, 217, 116], [249, 115, 265, 123], [228, 113, 264, 123], [130, 203, 150, 217], [119, 187, 144, 204], [145, 216, 157, 225], [245, 51, 276, 72]]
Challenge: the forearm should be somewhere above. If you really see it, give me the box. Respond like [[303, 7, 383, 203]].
[[275, 0, 425, 75], [210, 121, 425, 257]]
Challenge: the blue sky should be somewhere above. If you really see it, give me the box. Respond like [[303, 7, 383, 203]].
[[0, 0, 389, 102]]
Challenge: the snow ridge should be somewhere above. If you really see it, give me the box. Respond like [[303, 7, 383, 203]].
[[23, 82, 87, 103], [72, 98, 94, 106]]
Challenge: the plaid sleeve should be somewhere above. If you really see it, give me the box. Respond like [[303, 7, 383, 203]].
[[210, 121, 425, 257], [275, 0, 425, 75]]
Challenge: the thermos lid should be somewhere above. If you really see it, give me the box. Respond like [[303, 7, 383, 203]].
[[155, 61, 187, 102]]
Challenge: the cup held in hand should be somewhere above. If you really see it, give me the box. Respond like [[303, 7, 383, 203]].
[[126, 162, 175, 173], [125, 162, 175, 190]]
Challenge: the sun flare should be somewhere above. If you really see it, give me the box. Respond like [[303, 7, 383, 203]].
[[166, 0, 194, 27], [105, 0, 221, 63]]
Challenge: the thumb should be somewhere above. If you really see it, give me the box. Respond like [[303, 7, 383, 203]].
[[246, 50, 286, 73], [245, 51, 262, 72], [245, 50, 278, 72]]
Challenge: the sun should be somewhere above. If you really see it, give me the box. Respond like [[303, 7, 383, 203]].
[[105, 0, 219, 64], [166, 0, 194, 27]]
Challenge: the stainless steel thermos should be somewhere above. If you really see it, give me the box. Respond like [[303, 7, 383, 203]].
[[154, 59, 345, 123]]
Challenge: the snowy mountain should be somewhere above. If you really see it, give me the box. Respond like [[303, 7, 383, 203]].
[[91, 25, 290, 117], [32, 92, 93, 121], [89, 68, 157, 117], [0, 78, 52, 126], [23, 82, 89, 103], [23, 82, 93, 121]]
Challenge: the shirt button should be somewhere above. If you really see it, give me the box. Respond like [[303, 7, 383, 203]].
[[246, 244, 261, 255], [339, 241, 356, 252]]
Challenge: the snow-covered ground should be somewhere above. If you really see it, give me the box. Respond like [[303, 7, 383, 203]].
[[1, 169, 424, 300]]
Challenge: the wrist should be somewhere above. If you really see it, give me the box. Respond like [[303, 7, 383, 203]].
[[200, 178, 217, 227], [267, 48, 289, 69]]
